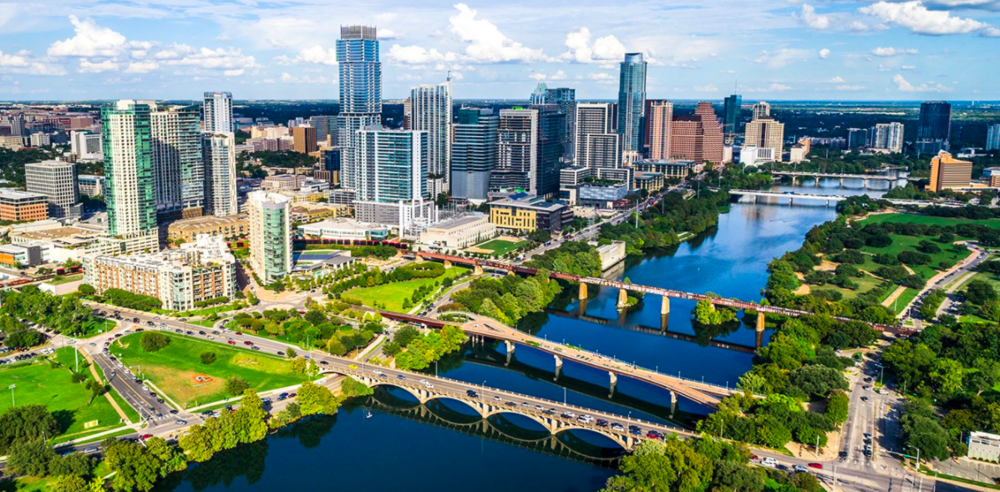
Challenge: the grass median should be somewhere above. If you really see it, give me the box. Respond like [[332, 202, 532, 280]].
[[110, 332, 312, 409]]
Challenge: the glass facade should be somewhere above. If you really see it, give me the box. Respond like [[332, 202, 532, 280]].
[[617, 53, 647, 155], [102, 101, 156, 238]]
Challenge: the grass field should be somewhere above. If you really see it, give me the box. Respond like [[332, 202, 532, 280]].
[[111, 332, 310, 408], [810, 273, 883, 301], [474, 239, 526, 256], [857, 213, 1000, 230], [47, 274, 83, 286], [859, 234, 970, 280], [344, 266, 469, 311], [0, 347, 125, 441]]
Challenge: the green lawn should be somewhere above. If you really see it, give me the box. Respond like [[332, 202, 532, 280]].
[[344, 267, 469, 311], [857, 213, 1000, 229], [111, 332, 310, 408], [888, 288, 920, 315], [175, 302, 241, 318], [0, 348, 125, 441], [809, 273, 883, 301], [47, 274, 83, 286], [474, 239, 527, 256], [860, 234, 970, 280]]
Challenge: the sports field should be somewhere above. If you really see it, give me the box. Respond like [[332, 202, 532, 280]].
[[344, 266, 469, 311]]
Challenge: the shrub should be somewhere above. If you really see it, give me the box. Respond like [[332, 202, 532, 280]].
[[139, 332, 169, 352], [200, 351, 217, 364], [225, 376, 249, 396]]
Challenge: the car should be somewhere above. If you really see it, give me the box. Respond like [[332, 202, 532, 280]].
[[596, 419, 609, 427], [611, 423, 625, 431], [251, 346, 260, 351], [839, 451, 848, 459], [83, 447, 98, 454], [227, 340, 235, 345], [864, 377, 872, 382], [175, 329, 183, 334], [319, 360, 328, 365], [808, 463, 823, 469], [149, 392, 157, 397], [243, 341, 254, 346], [277, 351, 285, 356], [863, 432, 872, 439], [466, 390, 479, 398], [863, 385, 870, 390], [793, 464, 809, 473], [397, 374, 406, 380], [505, 401, 517, 407], [198, 331, 206, 335], [561, 411, 575, 419], [761, 457, 778, 468], [139, 434, 153, 440], [425, 383, 434, 389], [861, 396, 869, 402], [169, 409, 178, 414], [175, 419, 187, 425]]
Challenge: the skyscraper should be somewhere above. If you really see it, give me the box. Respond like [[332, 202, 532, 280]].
[[917, 101, 951, 153], [871, 123, 904, 153], [928, 151, 971, 192], [576, 103, 618, 169], [292, 125, 318, 154], [493, 108, 539, 194], [309, 115, 337, 146], [752, 101, 771, 120], [723, 94, 742, 144], [352, 126, 428, 203], [410, 81, 452, 196], [150, 104, 203, 221], [647, 100, 673, 160], [744, 108, 784, 163], [532, 105, 566, 197], [25, 160, 80, 218], [617, 53, 647, 163], [451, 108, 499, 201], [987, 123, 1000, 151], [337, 25, 382, 192], [202, 133, 237, 217], [542, 87, 576, 163], [529, 83, 548, 105], [669, 102, 724, 164], [248, 191, 292, 283], [102, 100, 158, 251], [847, 128, 869, 150], [203, 92, 233, 133]]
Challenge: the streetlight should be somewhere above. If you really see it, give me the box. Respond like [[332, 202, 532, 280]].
[[907, 445, 921, 472], [7, 384, 14, 407]]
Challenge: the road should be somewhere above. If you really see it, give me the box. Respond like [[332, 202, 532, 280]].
[[905, 243, 989, 323]]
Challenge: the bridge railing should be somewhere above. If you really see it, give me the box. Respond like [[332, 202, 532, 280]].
[[343, 368, 698, 438]]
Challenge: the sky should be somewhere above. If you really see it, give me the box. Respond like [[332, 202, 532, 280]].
[[0, 0, 998, 101]]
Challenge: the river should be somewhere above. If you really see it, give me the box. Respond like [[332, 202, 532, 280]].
[[157, 177, 889, 492]]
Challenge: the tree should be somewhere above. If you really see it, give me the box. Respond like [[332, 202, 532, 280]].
[[78, 283, 96, 296], [712, 459, 765, 492], [297, 381, 339, 416], [929, 358, 965, 395], [225, 376, 250, 396], [790, 365, 848, 397], [102, 438, 165, 492], [825, 390, 849, 426], [5, 328, 44, 349], [0, 405, 59, 454], [139, 332, 170, 352], [51, 476, 89, 492], [6, 438, 56, 477], [286, 347, 297, 359], [200, 351, 217, 364], [963, 280, 998, 305]]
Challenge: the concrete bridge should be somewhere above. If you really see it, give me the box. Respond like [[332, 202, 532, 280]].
[[729, 190, 957, 209], [330, 364, 698, 451], [771, 170, 907, 188]]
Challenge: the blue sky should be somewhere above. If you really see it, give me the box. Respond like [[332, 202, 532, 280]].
[[0, 0, 997, 101]]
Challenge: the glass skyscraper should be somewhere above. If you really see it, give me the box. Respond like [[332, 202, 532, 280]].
[[451, 108, 499, 201], [723, 94, 742, 144], [617, 53, 647, 161], [102, 100, 157, 244], [917, 101, 951, 153], [336, 25, 382, 192]]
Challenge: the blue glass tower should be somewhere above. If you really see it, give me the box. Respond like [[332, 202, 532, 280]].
[[617, 53, 647, 160], [336, 25, 382, 192]]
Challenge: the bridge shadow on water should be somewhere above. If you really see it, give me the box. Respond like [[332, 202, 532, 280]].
[[367, 387, 627, 466]]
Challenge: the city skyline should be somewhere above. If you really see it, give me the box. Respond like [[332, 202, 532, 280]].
[[1, 1, 999, 101]]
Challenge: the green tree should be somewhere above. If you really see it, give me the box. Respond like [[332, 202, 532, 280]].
[[0, 405, 59, 454], [789, 365, 848, 397], [225, 376, 250, 396], [103, 438, 167, 492], [78, 284, 96, 296], [6, 438, 56, 477], [297, 381, 339, 416], [825, 390, 850, 426], [712, 459, 766, 492], [139, 332, 170, 352], [200, 351, 217, 364]]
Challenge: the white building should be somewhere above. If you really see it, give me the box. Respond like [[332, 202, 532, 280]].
[[418, 213, 497, 250], [298, 218, 390, 242], [203, 92, 234, 133], [248, 191, 292, 283], [969, 431, 1000, 463], [202, 132, 237, 217], [70, 131, 102, 161], [740, 146, 776, 167], [25, 160, 80, 219], [410, 82, 452, 196], [871, 122, 904, 153], [102, 100, 159, 253], [78, 175, 105, 197]]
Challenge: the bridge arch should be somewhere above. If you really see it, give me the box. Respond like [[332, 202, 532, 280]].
[[552, 425, 631, 450]]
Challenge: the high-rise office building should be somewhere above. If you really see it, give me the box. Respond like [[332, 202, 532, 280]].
[[541, 87, 576, 163], [576, 103, 618, 169], [532, 105, 566, 198], [928, 151, 971, 192], [529, 83, 548, 105], [150, 104, 203, 221], [102, 100, 158, 251], [617, 53, 647, 163], [670, 102, 724, 164], [752, 101, 771, 120], [202, 133, 237, 217], [871, 123, 904, 153], [493, 108, 538, 194], [352, 126, 428, 203], [336, 26, 382, 192], [24, 160, 80, 218], [248, 191, 292, 283], [410, 81, 452, 196], [847, 128, 869, 150], [744, 110, 785, 163], [310, 116, 337, 146], [451, 108, 498, 201], [987, 123, 1000, 151], [917, 101, 951, 154], [203, 92, 233, 133], [647, 100, 674, 160], [292, 125, 318, 154], [723, 94, 742, 144]]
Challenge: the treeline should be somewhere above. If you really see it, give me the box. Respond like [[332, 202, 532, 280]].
[[230, 305, 378, 356], [447, 270, 561, 326], [326, 262, 448, 296], [99, 287, 164, 311], [523, 240, 601, 277], [602, 437, 824, 492], [0, 285, 97, 337], [384, 325, 467, 371]]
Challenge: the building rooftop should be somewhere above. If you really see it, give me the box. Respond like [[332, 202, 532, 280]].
[[168, 214, 247, 231], [491, 195, 568, 212], [425, 213, 488, 231], [0, 189, 47, 200]]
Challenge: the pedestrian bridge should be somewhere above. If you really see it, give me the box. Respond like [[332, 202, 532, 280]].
[[324, 365, 697, 451]]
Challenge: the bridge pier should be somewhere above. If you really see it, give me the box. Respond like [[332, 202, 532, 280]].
[[444, 260, 452, 269], [660, 312, 669, 331], [504, 340, 515, 367], [617, 288, 628, 310], [756, 311, 766, 333], [474, 264, 483, 275], [554, 355, 562, 380], [863, 179, 868, 189], [609, 371, 617, 397], [669, 390, 678, 410], [839, 177, 844, 188], [661, 296, 670, 315], [578, 282, 588, 300]]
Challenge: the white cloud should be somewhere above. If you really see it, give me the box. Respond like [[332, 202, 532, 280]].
[[562, 28, 626, 63], [530, 70, 568, 81], [753, 49, 812, 68], [279, 72, 330, 84], [294, 45, 337, 66], [0, 50, 30, 68], [48, 16, 127, 57], [694, 84, 719, 92], [860, 1, 1000, 36], [388, 45, 458, 64], [125, 60, 158, 73], [795, 4, 830, 29], [158, 47, 258, 71], [0, 50, 66, 76], [893, 73, 952, 92], [836, 85, 866, 91], [872, 47, 919, 56], [448, 3, 548, 62], [819, 48, 830, 59], [79, 59, 119, 73], [902, 65, 917, 70], [828, 76, 846, 83]]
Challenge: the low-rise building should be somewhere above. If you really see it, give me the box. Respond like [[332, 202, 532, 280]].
[[298, 218, 390, 242], [275, 190, 329, 204], [0, 243, 44, 268], [78, 174, 106, 197], [263, 174, 308, 191], [969, 431, 1000, 462], [983, 167, 1000, 188], [419, 213, 497, 250], [740, 146, 777, 167], [10, 224, 125, 262], [578, 183, 629, 208], [633, 159, 696, 178], [489, 193, 572, 232], [290, 203, 350, 224], [0, 189, 48, 222], [166, 214, 248, 243], [83, 235, 237, 312], [633, 172, 665, 193]]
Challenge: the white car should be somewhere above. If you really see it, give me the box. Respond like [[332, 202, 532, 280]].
[[761, 457, 778, 468]]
